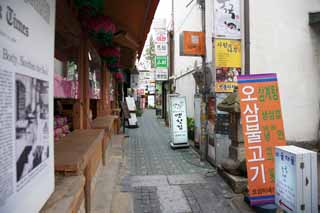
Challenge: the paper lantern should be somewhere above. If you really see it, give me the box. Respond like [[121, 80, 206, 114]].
[[75, 0, 104, 16], [87, 16, 116, 45]]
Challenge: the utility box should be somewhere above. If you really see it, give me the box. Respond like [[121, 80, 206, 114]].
[[275, 146, 318, 212]]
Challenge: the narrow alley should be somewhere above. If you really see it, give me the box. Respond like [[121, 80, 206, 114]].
[[117, 110, 253, 213]]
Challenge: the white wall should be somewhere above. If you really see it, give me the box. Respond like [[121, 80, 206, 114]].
[[250, 0, 320, 143], [176, 72, 196, 117]]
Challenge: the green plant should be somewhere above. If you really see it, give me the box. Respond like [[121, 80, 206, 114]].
[[187, 117, 195, 132]]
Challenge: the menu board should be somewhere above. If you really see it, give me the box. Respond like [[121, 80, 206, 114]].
[[238, 73, 286, 206], [0, 1, 56, 212]]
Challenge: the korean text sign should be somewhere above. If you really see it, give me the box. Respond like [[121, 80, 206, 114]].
[[238, 73, 286, 206], [215, 39, 241, 68]]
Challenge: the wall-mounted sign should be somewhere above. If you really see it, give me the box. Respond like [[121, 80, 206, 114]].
[[215, 82, 237, 93], [155, 56, 168, 68], [154, 30, 168, 43], [155, 69, 168, 81], [0, 1, 56, 212], [215, 39, 242, 68], [155, 43, 168, 56], [275, 146, 318, 213], [170, 96, 188, 144], [214, 0, 241, 39], [238, 73, 287, 206], [180, 31, 205, 56]]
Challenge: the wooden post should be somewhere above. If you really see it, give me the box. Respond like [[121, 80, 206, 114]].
[[99, 65, 108, 116], [73, 38, 90, 129]]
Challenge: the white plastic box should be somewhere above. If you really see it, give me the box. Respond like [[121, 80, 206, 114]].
[[275, 146, 318, 212]]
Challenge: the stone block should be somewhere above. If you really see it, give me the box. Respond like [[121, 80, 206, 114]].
[[218, 169, 247, 194], [229, 144, 245, 161]]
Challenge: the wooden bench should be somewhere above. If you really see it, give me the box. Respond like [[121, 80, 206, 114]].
[[54, 129, 104, 213], [41, 175, 85, 213]]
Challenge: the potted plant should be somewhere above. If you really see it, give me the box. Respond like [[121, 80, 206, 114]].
[[187, 117, 195, 141]]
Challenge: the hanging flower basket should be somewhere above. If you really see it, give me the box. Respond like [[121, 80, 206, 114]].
[[87, 16, 116, 45], [100, 47, 120, 68], [113, 72, 124, 82], [75, 0, 104, 16]]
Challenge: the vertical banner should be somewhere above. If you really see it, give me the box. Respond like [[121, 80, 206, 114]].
[[214, 0, 241, 39], [238, 73, 286, 205], [170, 96, 188, 144], [0, 1, 56, 212]]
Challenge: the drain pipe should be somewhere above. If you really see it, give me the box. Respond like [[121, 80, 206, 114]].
[[244, 0, 250, 74]]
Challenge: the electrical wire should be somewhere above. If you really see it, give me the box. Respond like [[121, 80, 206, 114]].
[[176, 3, 198, 33]]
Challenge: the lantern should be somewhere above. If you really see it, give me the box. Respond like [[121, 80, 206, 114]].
[[87, 16, 116, 45], [75, 0, 104, 16], [100, 47, 120, 70]]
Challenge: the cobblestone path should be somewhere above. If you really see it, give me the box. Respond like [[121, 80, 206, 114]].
[[122, 110, 253, 213]]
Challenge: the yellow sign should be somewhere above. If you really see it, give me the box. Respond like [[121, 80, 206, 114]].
[[215, 39, 242, 68], [215, 82, 238, 93]]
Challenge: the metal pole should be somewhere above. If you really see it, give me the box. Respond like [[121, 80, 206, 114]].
[[200, 0, 208, 161]]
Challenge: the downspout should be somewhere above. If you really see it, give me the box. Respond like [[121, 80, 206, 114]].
[[244, 0, 250, 74]]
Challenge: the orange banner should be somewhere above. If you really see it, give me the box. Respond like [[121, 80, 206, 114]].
[[238, 73, 286, 206]]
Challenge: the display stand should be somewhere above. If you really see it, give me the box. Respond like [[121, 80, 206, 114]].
[[125, 97, 138, 128], [168, 95, 189, 149]]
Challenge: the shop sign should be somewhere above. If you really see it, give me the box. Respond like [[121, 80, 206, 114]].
[[155, 43, 168, 56], [181, 31, 205, 56], [215, 39, 241, 68], [214, 0, 241, 39], [170, 96, 188, 144], [155, 69, 168, 81], [153, 18, 167, 29], [154, 30, 168, 43], [0, 1, 56, 212], [155, 56, 168, 68], [238, 73, 286, 206], [215, 82, 238, 93]]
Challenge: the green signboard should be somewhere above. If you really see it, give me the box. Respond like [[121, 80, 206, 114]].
[[155, 56, 168, 68]]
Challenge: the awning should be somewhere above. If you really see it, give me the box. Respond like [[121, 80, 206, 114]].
[[104, 0, 159, 57]]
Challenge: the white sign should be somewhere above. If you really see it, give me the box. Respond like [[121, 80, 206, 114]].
[[275, 146, 318, 213], [148, 95, 155, 108], [214, 0, 241, 39], [0, 1, 56, 212], [170, 96, 188, 144], [128, 113, 138, 126], [155, 43, 168, 56], [153, 18, 167, 29], [155, 69, 168, 81], [126, 97, 136, 111], [154, 30, 168, 43]]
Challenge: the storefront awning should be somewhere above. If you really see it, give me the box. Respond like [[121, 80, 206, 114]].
[[104, 0, 159, 57]]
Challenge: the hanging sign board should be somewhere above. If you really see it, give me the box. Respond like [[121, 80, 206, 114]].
[[155, 69, 169, 81], [170, 96, 188, 144], [155, 43, 168, 56], [215, 39, 242, 68], [238, 73, 287, 206], [214, 0, 241, 39], [154, 30, 168, 43], [155, 56, 168, 68], [0, 1, 56, 212], [180, 31, 205, 56], [275, 146, 318, 212]]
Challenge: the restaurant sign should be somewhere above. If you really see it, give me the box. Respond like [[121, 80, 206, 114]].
[[238, 73, 286, 206]]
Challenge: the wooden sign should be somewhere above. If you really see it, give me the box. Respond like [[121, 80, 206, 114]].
[[181, 31, 205, 56], [238, 73, 286, 206]]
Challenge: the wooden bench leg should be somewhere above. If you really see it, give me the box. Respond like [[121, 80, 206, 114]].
[[84, 165, 92, 213], [102, 136, 107, 166]]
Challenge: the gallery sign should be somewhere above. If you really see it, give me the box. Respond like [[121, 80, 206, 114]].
[[214, 0, 241, 39], [0, 1, 56, 212], [215, 39, 242, 68], [180, 31, 205, 56], [238, 73, 287, 206], [155, 56, 168, 68]]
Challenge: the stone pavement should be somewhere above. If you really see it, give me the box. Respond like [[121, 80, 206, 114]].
[[122, 110, 253, 213]]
